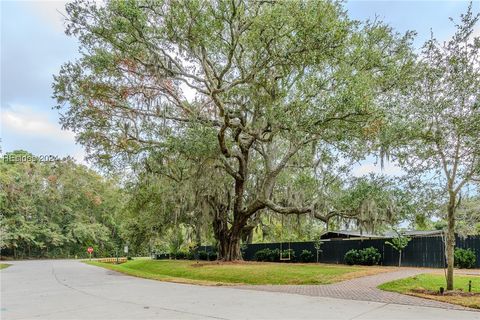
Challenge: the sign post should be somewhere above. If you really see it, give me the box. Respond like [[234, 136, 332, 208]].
[[87, 247, 94, 260]]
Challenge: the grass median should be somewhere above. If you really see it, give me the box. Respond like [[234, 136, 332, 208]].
[[86, 259, 389, 286], [0, 263, 11, 270], [379, 273, 480, 309]]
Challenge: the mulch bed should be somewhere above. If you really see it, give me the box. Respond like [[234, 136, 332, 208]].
[[412, 288, 480, 297]]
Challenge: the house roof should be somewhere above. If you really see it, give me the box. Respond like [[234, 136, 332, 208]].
[[383, 230, 444, 237], [321, 230, 385, 239], [322, 229, 444, 239]]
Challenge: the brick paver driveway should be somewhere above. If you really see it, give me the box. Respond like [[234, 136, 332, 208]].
[[237, 268, 473, 310]]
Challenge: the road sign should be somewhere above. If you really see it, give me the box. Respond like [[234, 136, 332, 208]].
[[87, 247, 93, 260]]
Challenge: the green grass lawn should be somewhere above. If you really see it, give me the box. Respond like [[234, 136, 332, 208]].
[[379, 273, 480, 309], [87, 259, 388, 285], [0, 263, 11, 270]]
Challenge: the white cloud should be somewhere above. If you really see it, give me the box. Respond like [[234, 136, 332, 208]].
[[0, 104, 87, 164], [1, 105, 74, 141], [27, 1, 69, 33], [26, 0, 104, 33]]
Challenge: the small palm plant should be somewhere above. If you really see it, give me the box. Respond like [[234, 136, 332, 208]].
[[386, 231, 411, 267]]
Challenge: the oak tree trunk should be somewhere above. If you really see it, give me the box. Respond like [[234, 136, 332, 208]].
[[216, 217, 246, 261], [218, 234, 242, 261], [210, 201, 245, 261]]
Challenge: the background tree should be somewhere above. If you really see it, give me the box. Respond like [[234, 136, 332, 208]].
[[385, 6, 480, 289], [0, 150, 124, 258], [433, 195, 480, 236], [385, 231, 411, 266], [120, 149, 216, 254], [328, 175, 412, 234]]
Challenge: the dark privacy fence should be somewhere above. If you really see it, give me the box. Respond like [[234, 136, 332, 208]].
[[191, 236, 480, 268]]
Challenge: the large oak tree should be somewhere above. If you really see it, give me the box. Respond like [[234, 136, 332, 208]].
[[54, 0, 414, 260]]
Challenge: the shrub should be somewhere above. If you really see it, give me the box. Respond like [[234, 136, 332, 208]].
[[209, 252, 218, 261], [270, 248, 280, 261], [254, 248, 271, 261], [299, 249, 314, 263], [344, 249, 361, 265], [153, 252, 169, 260], [454, 248, 476, 269], [359, 247, 381, 266], [344, 247, 381, 266], [183, 250, 218, 261], [173, 251, 187, 260], [186, 250, 196, 260], [254, 248, 297, 262], [198, 251, 209, 260], [280, 249, 296, 262]]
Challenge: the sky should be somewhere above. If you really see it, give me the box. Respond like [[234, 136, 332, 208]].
[[1, 0, 479, 174]]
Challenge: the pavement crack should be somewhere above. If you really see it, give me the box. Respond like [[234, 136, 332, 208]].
[[348, 303, 389, 320]]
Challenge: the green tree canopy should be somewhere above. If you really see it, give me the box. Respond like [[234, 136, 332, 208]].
[[54, 0, 415, 260], [0, 151, 124, 258], [384, 5, 480, 289]]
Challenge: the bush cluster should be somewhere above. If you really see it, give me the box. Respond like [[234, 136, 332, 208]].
[[166, 250, 218, 261], [254, 248, 296, 262], [299, 249, 315, 262], [454, 248, 476, 269], [196, 250, 218, 261], [172, 251, 188, 260], [344, 247, 381, 266]]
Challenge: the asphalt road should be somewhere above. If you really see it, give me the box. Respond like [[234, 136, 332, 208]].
[[1, 260, 479, 320]]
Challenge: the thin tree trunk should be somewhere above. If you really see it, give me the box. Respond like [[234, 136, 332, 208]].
[[195, 220, 202, 247], [246, 228, 254, 244], [399, 250, 402, 267], [241, 225, 255, 244], [446, 197, 456, 290]]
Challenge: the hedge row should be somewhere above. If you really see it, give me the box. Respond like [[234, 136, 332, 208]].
[[156, 250, 218, 261], [159, 246, 477, 268], [253, 248, 316, 263]]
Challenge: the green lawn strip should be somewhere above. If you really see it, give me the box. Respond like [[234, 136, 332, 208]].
[[379, 273, 480, 309], [86, 259, 380, 285], [0, 263, 11, 270]]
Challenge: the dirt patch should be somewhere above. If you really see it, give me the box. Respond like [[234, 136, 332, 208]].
[[405, 290, 480, 309]]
